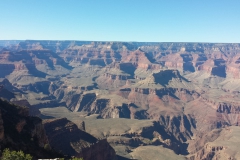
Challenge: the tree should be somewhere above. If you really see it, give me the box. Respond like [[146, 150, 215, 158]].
[[1, 148, 32, 160]]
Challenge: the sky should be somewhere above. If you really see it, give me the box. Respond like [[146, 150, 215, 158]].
[[0, 0, 240, 42]]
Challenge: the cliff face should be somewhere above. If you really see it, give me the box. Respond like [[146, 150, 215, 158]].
[[43, 118, 117, 160], [77, 139, 117, 160], [0, 99, 59, 159]]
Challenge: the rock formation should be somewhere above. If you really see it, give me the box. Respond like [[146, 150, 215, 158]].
[[43, 118, 117, 160], [0, 99, 61, 159]]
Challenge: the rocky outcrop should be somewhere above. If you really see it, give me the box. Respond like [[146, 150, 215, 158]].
[[152, 69, 190, 86], [216, 102, 240, 114], [88, 58, 106, 66], [118, 87, 199, 111], [157, 114, 196, 142], [197, 60, 214, 73], [96, 74, 129, 90], [98, 103, 131, 119], [43, 118, 117, 160], [66, 93, 131, 118], [67, 93, 97, 112], [161, 53, 184, 70], [103, 73, 131, 81], [15, 81, 51, 94], [0, 99, 61, 159], [78, 139, 117, 160]]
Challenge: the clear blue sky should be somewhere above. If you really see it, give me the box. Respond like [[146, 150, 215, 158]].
[[0, 0, 240, 42]]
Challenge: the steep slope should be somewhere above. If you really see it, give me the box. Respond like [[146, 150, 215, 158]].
[[43, 118, 117, 160], [0, 99, 61, 159]]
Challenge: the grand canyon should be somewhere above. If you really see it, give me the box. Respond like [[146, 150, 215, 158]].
[[0, 40, 240, 160]]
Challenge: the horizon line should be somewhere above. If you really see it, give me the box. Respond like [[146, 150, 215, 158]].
[[0, 40, 239, 44]]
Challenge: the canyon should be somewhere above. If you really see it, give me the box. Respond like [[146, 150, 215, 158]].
[[0, 40, 240, 159]]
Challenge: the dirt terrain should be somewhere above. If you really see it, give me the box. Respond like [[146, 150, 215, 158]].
[[1, 40, 240, 159]]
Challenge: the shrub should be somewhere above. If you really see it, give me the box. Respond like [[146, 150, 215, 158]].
[[1, 148, 32, 160], [44, 143, 51, 151]]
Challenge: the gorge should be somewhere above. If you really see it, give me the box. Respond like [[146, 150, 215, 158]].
[[0, 40, 240, 159]]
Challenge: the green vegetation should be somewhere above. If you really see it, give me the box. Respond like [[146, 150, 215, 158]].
[[1, 148, 84, 160], [44, 143, 51, 151], [1, 148, 32, 160]]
